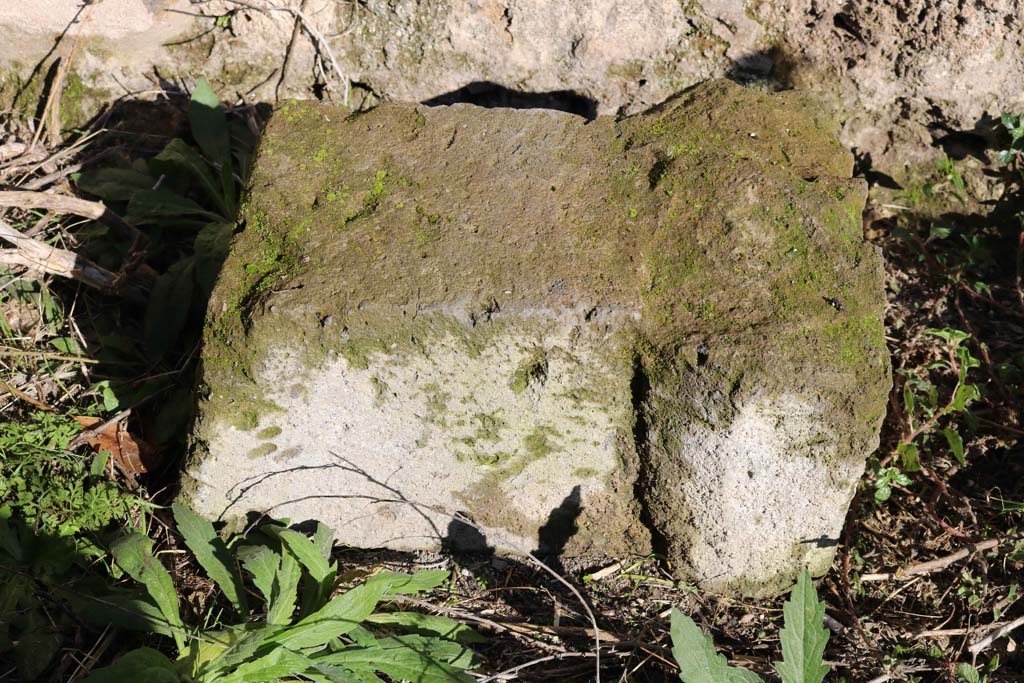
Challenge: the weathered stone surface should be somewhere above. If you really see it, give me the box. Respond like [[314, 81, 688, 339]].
[[186, 80, 889, 596], [3, 1, 1023, 169]]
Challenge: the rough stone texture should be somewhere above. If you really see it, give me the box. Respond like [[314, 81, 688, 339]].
[[186, 80, 890, 596], [2, 1, 1024, 171]]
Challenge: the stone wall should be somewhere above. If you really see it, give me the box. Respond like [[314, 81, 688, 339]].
[[2, 1, 1023, 171]]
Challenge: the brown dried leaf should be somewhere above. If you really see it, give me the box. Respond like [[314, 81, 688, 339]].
[[71, 415, 150, 476]]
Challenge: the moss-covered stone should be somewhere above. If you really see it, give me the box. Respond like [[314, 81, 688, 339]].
[[187, 80, 889, 596]]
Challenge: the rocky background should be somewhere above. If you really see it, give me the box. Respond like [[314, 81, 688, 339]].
[[4, 0, 1024, 173]]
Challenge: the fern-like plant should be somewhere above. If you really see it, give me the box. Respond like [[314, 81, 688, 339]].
[[670, 570, 829, 683]]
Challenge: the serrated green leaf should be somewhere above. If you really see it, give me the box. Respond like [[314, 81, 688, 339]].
[[215, 644, 315, 683], [670, 609, 762, 683], [109, 532, 185, 651], [277, 528, 337, 608], [271, 544, 302, 625], [237, 543, 280, 612], [366, 612, 485, 645], [269, 575, 390, 650], [144, 257, 195, 362], [172, 503, 248, 617], [774, 570, 830, 683], [317, 636, 476, 683]]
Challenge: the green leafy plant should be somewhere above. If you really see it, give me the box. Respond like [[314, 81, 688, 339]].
[[670, 570, 829, 683], [996, 113, 1024, 166], [0, 411, 140, 538], [74, 78, 250, 364], [86, 504, 481, 682], [869, 465, 913, 503], [896, 327, 980, 471]]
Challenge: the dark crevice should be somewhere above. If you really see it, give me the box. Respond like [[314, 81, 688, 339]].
[[630, 352, 669, 559]]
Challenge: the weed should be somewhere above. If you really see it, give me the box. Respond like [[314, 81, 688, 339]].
[[87, 505, 481, 682], [671, 570, 828, 683]]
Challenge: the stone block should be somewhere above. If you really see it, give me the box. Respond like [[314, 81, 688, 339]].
[[186, 80, 890, 596]]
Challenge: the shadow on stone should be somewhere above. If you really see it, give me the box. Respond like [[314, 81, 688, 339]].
[[443, 514, 493, 556], [725, 46, 802, 91], [421, 81, 598, 120], [532, 485, 583, 574]]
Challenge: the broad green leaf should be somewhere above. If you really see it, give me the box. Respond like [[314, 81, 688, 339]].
[[924, 327, 971, 346], [71, 587, 176, 637], [955, 663, 981, 683], [189, 78, 232, 171], [366, 612, 485, 645], [216, 646, 315, 683], [49, 336, 82, 354], [198, 626, 275, 679], [269, 575, 390, 650], [151, 138, 231, 217], [172, 503, 248, 617], [237, 543, 280, 610], [189, 78, 236, 215], [943, 427, 966, 465], [74, 166, 155, 202], [278, 528, 337, 609], [377, 570, 450, 596], [194, 222, 234, 297], [82, 648, 180, 683], [902, 382, 916, 421], [110, 532, 185, 651], [952, 383, 980, 411], [774, 570, 830, 683], [317, 636, 476, 683], [897, 442, 920, 472], [126, 188, 223, 225], [144, 257, 195, 362], [13, 623, 60, 681], [179, 624, 250, 679], [670, 609, 761, 683]]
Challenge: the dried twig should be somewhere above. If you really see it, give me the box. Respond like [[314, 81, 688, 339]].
[[968, 614, 1024, 656], [274, 0, 310, 102], [225, 0, 350, 105], [860, 533, 1023, 582], [0, 221, 120, 291], [0, 191, 142, 244]]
